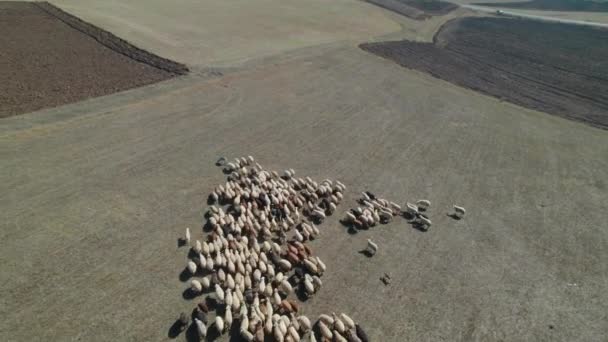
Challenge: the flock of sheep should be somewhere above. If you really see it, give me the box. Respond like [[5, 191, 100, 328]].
[[177, 156, 466, 341], [344, 193, 465, 256], [178, 156, 369, 341]]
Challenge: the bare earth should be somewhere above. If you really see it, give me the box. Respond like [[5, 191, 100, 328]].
[[0, 2, 175, 118], [361, 17, 608, 129], [1, 1, 607, 342]]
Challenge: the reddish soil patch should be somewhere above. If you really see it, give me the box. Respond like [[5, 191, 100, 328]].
[[0, 2, 187, 118], [360, 17, 608, 129], [475, 0, 608, 12], [366, 0, 456, 20]]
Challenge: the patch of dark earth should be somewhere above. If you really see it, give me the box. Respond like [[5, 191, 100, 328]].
[[365, 0, 457, 20], [0, 1, 186, 118], [475, 0, 608, 12], [402, 0, 458, 15], [360, 17, 608, 130]]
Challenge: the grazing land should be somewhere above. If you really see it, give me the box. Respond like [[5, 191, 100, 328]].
[[0, 2, 178, 118], [361, 17, 608, 129]]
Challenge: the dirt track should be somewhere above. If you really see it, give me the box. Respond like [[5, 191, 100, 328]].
[[361, 17, 608, 129], [0, 2, 176, 118], [475, 0, 608, 12]]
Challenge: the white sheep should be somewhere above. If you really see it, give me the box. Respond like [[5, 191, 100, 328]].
[[193, 240, 202, 254], [318, 321, 333, 340], [194, 318, 207, 338], [185, 227, 191, 244], [418, 216, 432, 230], [453, 205, 466, 219], [215, 316, 225, 334], [405, 202, 418, 215], [366, 239, 378, 256], [186, 260, 197, 274], [191, 279, 202, 293], [416, 199, 431, 210]]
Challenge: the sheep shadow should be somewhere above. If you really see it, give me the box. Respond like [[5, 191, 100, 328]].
[[168, 319, 187, 339], [179, 268, 192, 282], [204, 326, 221, 342], [295, 284, 311, 302], [411, 222, 428, 232], [358, 250, 373, 258], [447, 213, 461, 220], [182, 288, 201, 300], [184, 323, 200, 342], [177, 238, 188, 248], [340, 220, 359, 235], [228, 322, 247, 342], [403, 212, 429, 232], [203, 222, 215, 233]]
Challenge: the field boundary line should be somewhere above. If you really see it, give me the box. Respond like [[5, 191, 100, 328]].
[[33, 1, 189, 75]]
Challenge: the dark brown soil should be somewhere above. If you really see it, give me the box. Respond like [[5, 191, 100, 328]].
[[360, 17, 608, 129], [475, 0, 608, 12], [401, 0, 458, 15], [365, 0, 457, 20], [0, 2, 186, 118]]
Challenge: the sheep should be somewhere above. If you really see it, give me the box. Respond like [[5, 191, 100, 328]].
[[187, 260, 197, 275], [298, 316, 312, 333], [178, 157, 366, 341], [405, 202, 418, 215], [366, 239, 378, 256], [303, 259, 319, 275], [418, 216, 432, 230], [194, 318, 207, 339], [453, 205, 466, 219], [340, 313, 355, 330], [193, 240, 202, 254], [215, 316, 225, 334], [215, 284, 225, 302], [416, 199, 431, 211], [225, 306, 233, 330], [191, 279, 203, 293], [304, 277, 315, 296], [288, 326, 301, 341], [185, 227, 191, 245], [274, 322, 285, 342], [318, 321, 333, 340], [318, 314, 334, 325], [241, 328, 255, 341]]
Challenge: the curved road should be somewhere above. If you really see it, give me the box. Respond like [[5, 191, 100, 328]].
[[462, 4, 608, 28]]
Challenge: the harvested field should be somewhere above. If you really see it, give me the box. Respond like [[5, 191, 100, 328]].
[[360, 17, 608, 129], [475, 0, 608, 12], [402, 0, 459, 15], [0, 2, 183, 118], [366, 0, 457, 20], [2, 44, 608, 342]]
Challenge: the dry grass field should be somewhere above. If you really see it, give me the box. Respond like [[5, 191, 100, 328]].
[[1, 1, 607, 341]]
